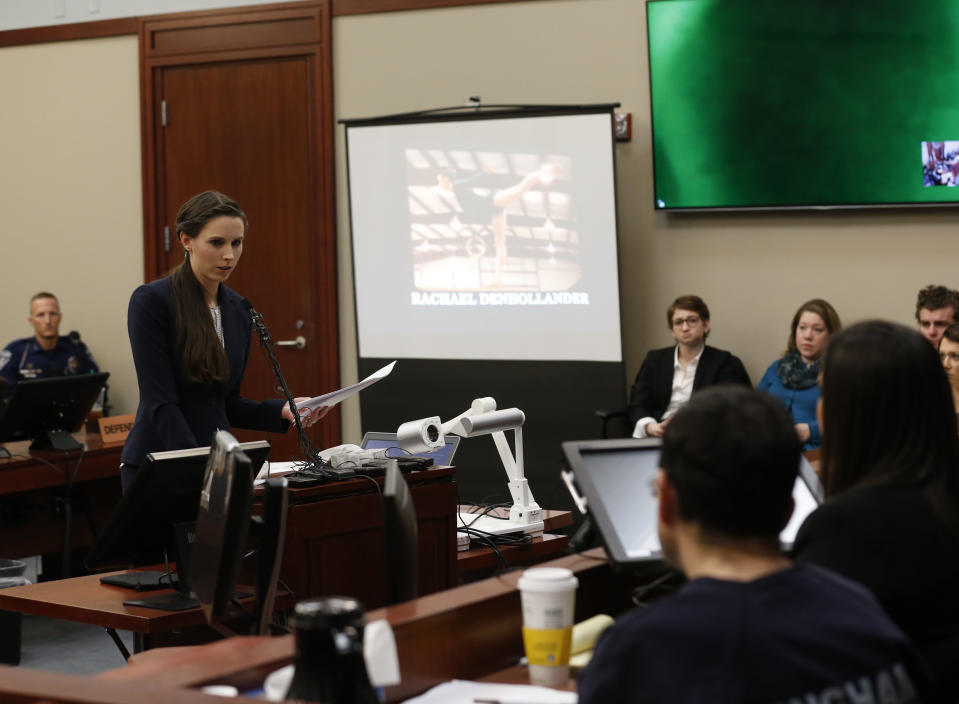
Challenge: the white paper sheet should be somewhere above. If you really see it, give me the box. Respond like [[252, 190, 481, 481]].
[[294, 361, 396, 413], [402, 679, 577, 704]]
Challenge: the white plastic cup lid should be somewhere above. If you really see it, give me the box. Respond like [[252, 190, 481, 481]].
[[518, 567, 578, 593]]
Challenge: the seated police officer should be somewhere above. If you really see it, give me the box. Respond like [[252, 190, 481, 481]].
[[578, 386, 937, 704], [0, 292, 99, 400], [627, 295, 750, 438]]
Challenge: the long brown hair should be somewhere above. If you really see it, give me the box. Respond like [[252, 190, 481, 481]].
[[820, 321, 959, 533], [171, 191, 248, 385]]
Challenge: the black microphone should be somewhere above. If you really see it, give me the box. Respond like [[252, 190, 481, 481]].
[[241, 299, 340, 481], [241, 299, 270, 342], [68, 330, 81, 345]]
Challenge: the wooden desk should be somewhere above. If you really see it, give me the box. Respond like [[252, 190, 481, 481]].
[[277, 466, 458, 608], [99, 548, 666, 702], [0, 568, 230, 653], [0, 468, 458, 653], [458, 533, 570, 574], [0, 565, 297, 656], [0, 666, 233, 704], [0, 434, 122, 560], [455, 506, 574, 576]]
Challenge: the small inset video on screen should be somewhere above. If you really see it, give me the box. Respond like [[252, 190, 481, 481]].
[[405, 149, 580, 293], [922, 141, 959, 187]]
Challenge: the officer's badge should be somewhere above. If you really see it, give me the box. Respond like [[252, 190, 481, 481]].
[[67, 356, 80, 374]]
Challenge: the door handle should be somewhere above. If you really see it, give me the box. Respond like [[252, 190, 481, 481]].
[[276, 336, 307, 350]]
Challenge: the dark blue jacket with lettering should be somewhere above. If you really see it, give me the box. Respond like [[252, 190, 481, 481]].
[[578, 564, 938, 704]]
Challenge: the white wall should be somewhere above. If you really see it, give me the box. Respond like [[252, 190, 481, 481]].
[[1, 0, 956, 443], [0, 35, 142, 416], [333, 0, 959, 392], [0, 0, 290, 31]]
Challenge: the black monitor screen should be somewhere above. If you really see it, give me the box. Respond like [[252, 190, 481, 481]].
[[190, 430, 254, 624], [0, 372, 109, 451], [561, 438, 823, 566], [85, 439, 270, 572], [647, 0, 959, 210]]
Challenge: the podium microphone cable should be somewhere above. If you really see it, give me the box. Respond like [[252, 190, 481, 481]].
[[241, 298, 338, 481]]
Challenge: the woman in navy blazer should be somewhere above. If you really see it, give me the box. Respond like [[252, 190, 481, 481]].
[[120, 191, 316, 491]]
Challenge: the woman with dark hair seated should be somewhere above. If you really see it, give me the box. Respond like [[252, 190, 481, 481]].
[[939, 322, 959, 426], [793, 320, 959, 700], [757, 298, 841, 450]]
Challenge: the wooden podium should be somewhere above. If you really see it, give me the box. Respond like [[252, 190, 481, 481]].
[[269, 466, 459, 608]]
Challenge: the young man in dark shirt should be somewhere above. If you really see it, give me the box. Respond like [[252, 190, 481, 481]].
[[578, 386, 937, 704]]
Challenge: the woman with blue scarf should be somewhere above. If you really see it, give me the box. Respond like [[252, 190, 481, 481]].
[[758, 299, 841, 450]]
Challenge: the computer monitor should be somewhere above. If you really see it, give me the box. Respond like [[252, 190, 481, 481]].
[[253, 477, 288, 636], [0, 372, 109, 451], [383, 460, 418, 605], [85, 438, 270, 610], [561, 438, 823, 566], [361, 430, 460, 467], [190, 430, 255, 627]]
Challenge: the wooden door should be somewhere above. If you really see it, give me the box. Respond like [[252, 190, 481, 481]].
[[140, 3, 339, 459]]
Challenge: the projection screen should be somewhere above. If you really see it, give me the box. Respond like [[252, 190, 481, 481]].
[[345, 108, 622, 362]]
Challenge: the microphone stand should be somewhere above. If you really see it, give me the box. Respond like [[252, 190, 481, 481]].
[[243, 300, 345, 481]]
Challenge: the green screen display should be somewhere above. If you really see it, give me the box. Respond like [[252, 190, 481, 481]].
[[647, 0, 959, 210]]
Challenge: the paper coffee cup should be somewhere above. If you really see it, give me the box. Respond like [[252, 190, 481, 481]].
[[517, 567, 578, 686]]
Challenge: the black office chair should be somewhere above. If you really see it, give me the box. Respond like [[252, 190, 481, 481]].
[[383, 461, 418, 605], [595, 408, 631, 439]]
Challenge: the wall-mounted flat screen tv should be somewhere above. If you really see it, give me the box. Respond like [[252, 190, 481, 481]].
[[647, 0, 959, 211]]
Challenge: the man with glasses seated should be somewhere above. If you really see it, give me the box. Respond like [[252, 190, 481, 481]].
[[627, 295, 750, 438]]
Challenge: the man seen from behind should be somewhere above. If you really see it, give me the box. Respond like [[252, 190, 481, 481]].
[[578, 386, 936, 704]]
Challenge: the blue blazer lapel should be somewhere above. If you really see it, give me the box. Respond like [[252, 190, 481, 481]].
[[220, 290, 248, 391]]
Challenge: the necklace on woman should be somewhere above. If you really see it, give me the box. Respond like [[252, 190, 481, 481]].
[[209, 304, 224, 346]]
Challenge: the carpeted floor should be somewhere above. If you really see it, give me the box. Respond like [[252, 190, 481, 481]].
[[14, 613, 133, 675]]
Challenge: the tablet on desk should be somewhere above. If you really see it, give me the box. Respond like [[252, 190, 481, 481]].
[[562, 438, 824, 567]]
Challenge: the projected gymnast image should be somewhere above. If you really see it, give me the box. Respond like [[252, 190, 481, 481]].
[[405, 149, 580, 291], [922, 141, 959, 187]]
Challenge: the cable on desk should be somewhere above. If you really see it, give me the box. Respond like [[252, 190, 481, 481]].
[[458, 502, 512, 528], [630, 569, 683, 608], [68, 445, 86, 485], [8, 453, 68, 480], [459, 528, 508, 569], [329, 462, 384, 500]]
